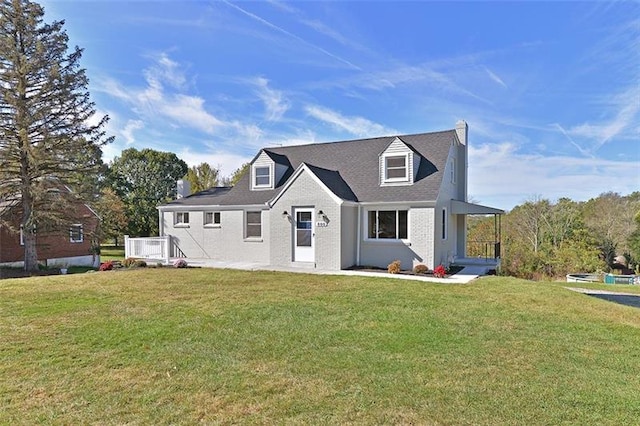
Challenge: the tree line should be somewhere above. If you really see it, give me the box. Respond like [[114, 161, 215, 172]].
[[468, 192, 640, 280], [96, 147, 249, 243]]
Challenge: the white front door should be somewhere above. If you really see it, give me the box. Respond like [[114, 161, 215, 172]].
[[294, 208, 314, 262]]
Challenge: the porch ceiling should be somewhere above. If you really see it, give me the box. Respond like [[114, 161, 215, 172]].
[[451, 200, 504, 215]]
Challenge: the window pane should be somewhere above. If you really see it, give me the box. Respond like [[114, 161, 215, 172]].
[[296, 230, 312, 247], [204, 212, 213, 224], [70, 225, 83, 242], [368, 211, 377, 239], [213, 212, 221, 224], [386, 156, 406, 168], [255, 166, 270, 186], [386, 168, 406, 179], [398, 210, 408, 239], [378, 210, 396, 238], [246, 212, 262, 238], [256, 175, 270, 186], [246, 225, 261, 238]]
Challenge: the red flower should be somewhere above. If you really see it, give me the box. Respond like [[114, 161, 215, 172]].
[[433, 264, 446, 278]]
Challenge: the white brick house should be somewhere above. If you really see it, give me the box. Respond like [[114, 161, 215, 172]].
[[154, 121, 503, 271]]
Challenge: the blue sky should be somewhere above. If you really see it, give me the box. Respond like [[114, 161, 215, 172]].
[[42, 0, 639, 210]]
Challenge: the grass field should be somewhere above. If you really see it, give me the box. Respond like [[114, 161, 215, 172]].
[[1, 269, 639, 424], [99, 245, 125, 262]]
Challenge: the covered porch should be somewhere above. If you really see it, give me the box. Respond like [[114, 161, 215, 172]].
[[451, 200, 504, 274]]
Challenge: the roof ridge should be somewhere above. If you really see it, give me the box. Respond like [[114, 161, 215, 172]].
[[264, 128, 457, 151]]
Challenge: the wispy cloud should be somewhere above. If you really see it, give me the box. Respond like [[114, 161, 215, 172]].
[[122, 119, 144, 144], [483, 66, 507, 88], [561, 83, 640, 154], [305, 105, 396, 137], [252, 77, 290, 121], [469, 142, 640, 210], [95, 54, 228, 136], [221, 0, 361, 70]]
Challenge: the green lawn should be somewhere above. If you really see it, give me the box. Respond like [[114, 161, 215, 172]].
[[1, 270, 639, 424], [99, 245, 125, 262]]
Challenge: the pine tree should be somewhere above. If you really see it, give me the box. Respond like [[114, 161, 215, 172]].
[[0, 0, 112, 271]]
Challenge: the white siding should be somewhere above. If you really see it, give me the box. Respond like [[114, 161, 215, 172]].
[[162, 209, 270, 263], [340, 205, 358, 268], [270, 170, 342, 270]]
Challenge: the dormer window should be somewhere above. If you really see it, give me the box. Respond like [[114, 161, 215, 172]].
[[383, 154, 409, 183], [254, 166, 270, 187], [379, 138, 417, 186], [251, 162, 274, 190]]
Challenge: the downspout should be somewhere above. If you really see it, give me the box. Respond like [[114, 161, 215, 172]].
[[356, 204, 361, 266]]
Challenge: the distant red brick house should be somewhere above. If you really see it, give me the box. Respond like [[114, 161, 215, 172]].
[[0, 189, 100, 268]]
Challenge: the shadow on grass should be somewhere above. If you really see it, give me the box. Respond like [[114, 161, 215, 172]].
[[588, 294, 640, 309]]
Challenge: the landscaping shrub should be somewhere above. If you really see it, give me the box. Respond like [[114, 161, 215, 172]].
[[387, 260, 401, 274], [122, 257, 137, 268], [98, 261, 114, 271], [433, 264, 446, 278], [133, 260, 147, 268], [413, 264, 429, 274], [173, 259, 188, 268]]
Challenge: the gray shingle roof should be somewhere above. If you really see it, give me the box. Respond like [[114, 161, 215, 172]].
[[163, 128, 457, 207]]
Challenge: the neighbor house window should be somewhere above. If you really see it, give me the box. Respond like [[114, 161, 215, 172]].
[[367, 210, 408, 239], [384, 155, 408, 181], [175, 212, 189, 226], [441, 208, 447, 240], [70, 224, 83, 243], [254, 166, 271, 188], [19, 225, 24, 246], [204, 211, 221, 226], [245, 211, 262, 239]]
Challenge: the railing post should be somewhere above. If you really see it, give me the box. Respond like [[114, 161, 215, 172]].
[[124, 235, 130, 259], [164, 235, 170, 265]]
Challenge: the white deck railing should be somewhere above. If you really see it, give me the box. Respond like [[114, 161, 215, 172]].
[[124, 235, 171, 264]]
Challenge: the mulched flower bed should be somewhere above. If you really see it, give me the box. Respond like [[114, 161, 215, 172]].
[[347, 265, 464, 278]]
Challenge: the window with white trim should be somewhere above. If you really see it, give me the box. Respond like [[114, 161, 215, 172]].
[[19, 225, 24, 246], [70, 224, 83, 243], [441, 208, 447, 240], [245, 211, 262, 239], [384, 155, 408, 182], [254, 166, 271, 188], [204, 211, 221, 226], [174, 212, 189, 226], [367, 210, 408, 240]]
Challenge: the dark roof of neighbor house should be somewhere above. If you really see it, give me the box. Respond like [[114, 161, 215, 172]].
[[164, 186, 233, 206], [164, 128, 458, 207]]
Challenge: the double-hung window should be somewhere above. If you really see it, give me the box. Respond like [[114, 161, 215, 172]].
[[70, 224, 83, 243], [384, 155, 408, 182], [254, 166, 271, 188], [245, 211, 262, 239], [175, 212, 189, 226], [368, 210, 408, 240], [204, 211, 221, 227]]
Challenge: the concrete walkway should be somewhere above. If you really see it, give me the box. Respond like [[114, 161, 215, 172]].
[[175, 258, 482, 284]]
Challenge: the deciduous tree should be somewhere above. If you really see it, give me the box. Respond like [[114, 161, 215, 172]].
[[184, 162, 220, 193], [109, 148, 187, 237]]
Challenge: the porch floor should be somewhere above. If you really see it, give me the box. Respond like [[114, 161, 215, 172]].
[[168, 258, 490, 284]]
